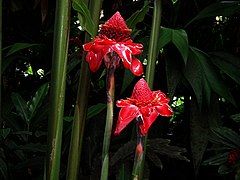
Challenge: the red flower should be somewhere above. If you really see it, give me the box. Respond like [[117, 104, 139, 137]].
[[83, 11, 143, 76], [227, 149, 240, 165], [114, 78, 173, 136]]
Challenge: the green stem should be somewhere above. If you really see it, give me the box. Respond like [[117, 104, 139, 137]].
[[132, 120, 144, 180], [0, 0, 2, 126], [46, 0, 71, 179], [66, 0, 103, 179], [145, 0, 162, 88], [139, 0, 162, 179], [101, 68, 115, 180]]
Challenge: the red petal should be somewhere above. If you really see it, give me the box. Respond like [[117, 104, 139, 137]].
[[83, 42, 93, 51], [124, 40, 143, 55], [114, 105, 139, 135], [116, 99, 131, 107], [139, 110, 158, 135], [153, 90, 170, 104], [85, 51, 103, 72], [112, 44, 132, 69], [156, 104, 173, 117], [130, 57, 143, 76]]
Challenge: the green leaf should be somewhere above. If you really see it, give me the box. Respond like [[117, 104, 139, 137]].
[[116, 163, 131, 180], [121, 70, 135, 94], [172, 29, 189, 64], [158, 27, 189, 64], [11, 93, 30, 123], [6, 43, 39, 56], [158, 27, 172, 49], [72, 0, 95, 37], [18, 143, 47, 152], [186, 1, 240, 26], [148, 138, 189, 162], [210, 52, 240, 85], [0, 129, 11, 140], [210, 127, 240, 148], [189, 99, 209, 175], [63, 116, 73, 122], [190, 47, 236, 106], [87, 103, 106, 119], [218, 164, 233, 175], [184, 50, 204, 108], [165, 52, 182, 99], [126, 1, 149, 30], [146, 149, 163, 169], [231, 113, 240, 123], [203, 152, 228, 166], [111, 140, 136, 166], [27, 83, 49, 121], [0, 158, 8, 180]]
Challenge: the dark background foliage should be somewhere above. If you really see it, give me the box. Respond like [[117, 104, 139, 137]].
[[1, 0, 240, 179]]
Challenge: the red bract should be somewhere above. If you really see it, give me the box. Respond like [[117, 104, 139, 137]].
[[83, 11, 143, 76], [114, 78, 173, 136]]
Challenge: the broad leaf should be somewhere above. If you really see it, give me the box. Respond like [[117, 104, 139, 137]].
[[189, 99, 209, 175], [210, 127, 240, 148], [126, 1, 149, 30], [158, 27, 172, 50], [11, 93, 30, 123], [0, 129, 11, 140], [146, 149, 163, 169], [18, 143, 47, 152], [172, 29, 188, 64], [158, 27, 189, 64], [27, 83, 49, 121], [186, 1, 240, 26], [87, 103, 106, 119], [116, 163, 131, 180], [203, 152, 228, 166], [121, 69, 135, 94], [5, 43, 39, 56], [0, 158, 8, 180], [190, 47, 236, 106], [148, 138, 189, 162], [111, 140, 136, 166], [231, 113, 240, 123], [218, 164, 233, 175], [72, 0, 95, 37], [210, 52, 240, 85], [184, 50, 204, 108], [165, 53, 182, 99]]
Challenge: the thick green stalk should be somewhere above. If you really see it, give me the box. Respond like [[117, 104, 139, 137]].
[[0, 0, 2, 125], [132, 122, 144, 180], [66, 0, 103, 179], [145, 0, 162, 88], [47, 0, 71, 179], [132, 140, 143, 180], [139, 0, 162, 179], [101, 68, 115, 180]]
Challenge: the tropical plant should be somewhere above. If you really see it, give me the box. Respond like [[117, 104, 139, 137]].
[[1, 0, 240, 179]]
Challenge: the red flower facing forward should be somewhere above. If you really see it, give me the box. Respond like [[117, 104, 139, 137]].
[[83, 11, 143, 76], [114, 78, 173, 136]]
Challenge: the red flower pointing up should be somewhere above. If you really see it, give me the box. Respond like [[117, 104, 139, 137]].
[[83, 11, 143, 76], [115, 78, 173, 136]]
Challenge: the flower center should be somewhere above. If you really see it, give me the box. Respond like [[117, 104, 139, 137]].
[[99, 27, 131, 41], [128, 96, 160, 108], [98, 11, 132, 41]]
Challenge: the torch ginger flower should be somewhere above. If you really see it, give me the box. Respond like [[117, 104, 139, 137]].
[[83, 11, 143, 76], [115, 78, 173, 136]]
